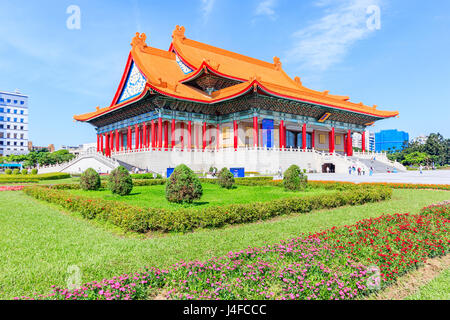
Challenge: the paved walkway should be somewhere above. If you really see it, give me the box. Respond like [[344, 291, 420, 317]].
[[307, 170, 450, 185]]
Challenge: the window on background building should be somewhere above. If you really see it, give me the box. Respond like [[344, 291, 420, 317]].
[[0, 108, 3, 112], [7, 141, 10, 145], [6, 125, 10, 129], [13, 118, 17, 122], [7, 117, 10, 121], [0, 116, 3, 121], [14, 100, 17, 104], [13, 109, 17, 114], [335, 135, 341, 145], [20, 142, 24, 146], [20, 119, 24, 123], [0, 98, 4, 102], [13, 142, 17, 146], [7, 99, 11, 103], [20, 134, 24, 139], [20, 126, 23, 130], [7, 109, 10, 113], [0, 133, 3, 138], [0, 124, 3, 128], [13, 133, 17, 139], [14, 126, 17, 130], [6, 133, 10, 138], [20, 101, 24, 105], [20, 110, 24, 114]]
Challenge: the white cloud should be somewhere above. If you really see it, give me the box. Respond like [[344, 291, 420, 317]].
[[255, 0, 278, 20], [201, 0, 216, 22], [285, 0, 382, 72]]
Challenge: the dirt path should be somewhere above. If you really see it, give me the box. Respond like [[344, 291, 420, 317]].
[[373, 254, 450, 300]]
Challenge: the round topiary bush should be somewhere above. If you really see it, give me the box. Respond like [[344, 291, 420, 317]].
[[80, 168, 101, 191], [5, 169, 12, 175], [283, 165, 308, 191], [13, 169, 20, 175], [21, 169, 28, 175], [31, 168, 38, 175], [166, 164, 203, 203], [108, 166, 133, 196], [217, 167, 235, 189]]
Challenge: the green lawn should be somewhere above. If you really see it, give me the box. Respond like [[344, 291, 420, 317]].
[[405, 268, 450, 300], [67, 183, 332, 210], [0, 189, 448, 299]]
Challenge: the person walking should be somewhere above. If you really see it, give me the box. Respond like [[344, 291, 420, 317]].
[[348, 166, 352, 175], [419, 164, 423, 174], [369, 166, 373, 176], [357, 167, 361, 176]]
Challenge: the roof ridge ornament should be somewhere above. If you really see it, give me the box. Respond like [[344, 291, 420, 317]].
[[172, 25, 186, 41], [294, 76, 302, 86], [131, 32, 148, 51], [273, 56, 282, 70]]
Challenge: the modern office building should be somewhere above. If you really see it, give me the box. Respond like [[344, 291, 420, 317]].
[[0, 90, 29, 156], [375, 129, 409, 152]]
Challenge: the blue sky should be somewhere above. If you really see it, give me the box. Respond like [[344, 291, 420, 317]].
[[0, 0, 449, 148]]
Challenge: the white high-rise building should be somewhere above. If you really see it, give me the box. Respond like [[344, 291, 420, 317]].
[[0, 90, 29, 156], [352, 130, 375, 152]]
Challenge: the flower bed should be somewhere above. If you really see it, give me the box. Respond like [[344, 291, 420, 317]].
[[0, 185, 25, 191], [419, 201, 450, 218], [21, 202, 450, 300], [23, 184, 391, 233]]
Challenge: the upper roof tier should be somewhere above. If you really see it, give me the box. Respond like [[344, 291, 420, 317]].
[[74, 25, 399, 122]]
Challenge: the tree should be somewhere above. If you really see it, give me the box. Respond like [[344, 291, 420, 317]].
[[80, 168, 101, 191], [217, 167, 235, 189], [423, 133, 448, 166], [283, 165, 308, 191], [108, 166, 133, 196], [166, 164, 203, 203], [402, 151, 430, 166]]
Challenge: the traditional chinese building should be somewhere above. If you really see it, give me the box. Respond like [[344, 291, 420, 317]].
[[74, 26, 399, 174]]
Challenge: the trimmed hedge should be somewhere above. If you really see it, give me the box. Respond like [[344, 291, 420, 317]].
[[80, 168, 101, 191], [23, 184, 392, 233], [217, 167, 235, 189], [0, 172, 71, 183], [108, 166, 133, 196]]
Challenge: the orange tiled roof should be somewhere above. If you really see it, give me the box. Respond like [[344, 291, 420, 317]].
[[74, 26, 399, 122]]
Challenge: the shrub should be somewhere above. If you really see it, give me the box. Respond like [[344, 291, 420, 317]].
[[13, 169, 20, 175], [217, 167, 235, 189], [130, 173, 154, 180], [283, 165, 307, 191], [108, 166, 133, 196], [5, 169, 12, 175], [80, 168, 101, 191], [31, 168, 38, 175], [165, 164, 203, 203], [21, 169, 28, 175], [23, 184, 392, 234]]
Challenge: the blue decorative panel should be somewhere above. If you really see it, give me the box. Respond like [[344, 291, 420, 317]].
[[230, 168, 245, 178], [118, 62, 147, 104], [176, 55, 193, 74], [262, 119, 274, 148]]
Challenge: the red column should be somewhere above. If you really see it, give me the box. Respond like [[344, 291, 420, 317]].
[[302, 123, 307, 150], [127, 127, 131, 151], [188, 121, 192, 151], [171, 119, 175, 149], [115, 130, 119, 152], [164, 121, 169, 151], [142, 124, 147, 149], [146, 124, 150, 148], [329, 127, 335, 153], [196, 124, 199, 150], [105, 133, 110, 157], [347, 130, 353, 156], [96, 134, 99, 152], [121, 132, 124, 151], [100, 134, 103, 154], [253, 116, 258, 148], [279, 120, 285, 149], [158, 117, 163, 150], [233, 120, 238, 151], [180, 122, 184, 151], [361, 131, 366, 152], [110, 131, 114, 154], [216, 123, 220, 150], [312, 130, 315, 149], [202, 122, 207, 150], [151, 120, 155, 149], [344, 134, 348, 155]]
